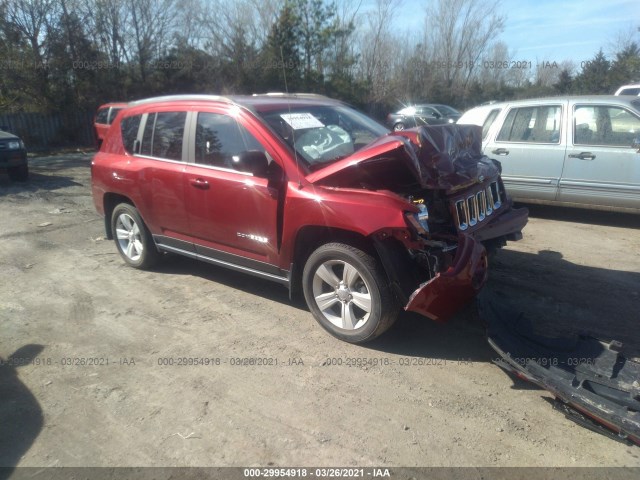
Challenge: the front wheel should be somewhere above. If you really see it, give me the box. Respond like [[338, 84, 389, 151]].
[[302, 243, 398, 343], [111, 203, 160, 269], [393, 122, 405, 131]]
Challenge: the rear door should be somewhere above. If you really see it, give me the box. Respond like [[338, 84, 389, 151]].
[[184, 107, 284, 271], [485, 102, 566, 201], [129, 110, 192, 245], [559, 102, 640, 209]]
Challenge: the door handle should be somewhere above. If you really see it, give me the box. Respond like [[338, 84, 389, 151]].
[[568, 152, 596, 160], [491, 148, 509, 155], [189, 178, 209, 189]]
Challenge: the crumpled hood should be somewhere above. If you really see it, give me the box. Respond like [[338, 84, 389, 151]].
[[307, 124, 499, 193]]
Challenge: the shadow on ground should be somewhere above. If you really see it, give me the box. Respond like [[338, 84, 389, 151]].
[[0, 345, 44, 476], [0, 154, 89, 196], [151, 243, 640, 361], [517, 202, 640, 229]]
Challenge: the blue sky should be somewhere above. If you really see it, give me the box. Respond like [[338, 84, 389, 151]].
[[387, 0, 639, 64]]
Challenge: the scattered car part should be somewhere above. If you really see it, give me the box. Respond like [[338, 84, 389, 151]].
[[479, 289, 640, 446]]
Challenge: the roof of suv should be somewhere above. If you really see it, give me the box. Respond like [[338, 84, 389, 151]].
[[462, 95, 640, 116], [470, 95, 640, 106], [127, 93, 342, 111]]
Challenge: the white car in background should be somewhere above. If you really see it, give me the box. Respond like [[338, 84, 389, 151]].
[[457, 95, 640, 213]]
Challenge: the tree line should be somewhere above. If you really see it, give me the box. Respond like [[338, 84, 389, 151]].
[[1, 0, 639, 118]]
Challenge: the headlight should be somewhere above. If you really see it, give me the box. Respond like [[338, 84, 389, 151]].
[[8, 140, 23, 150], [405, 203, 430, 234], [415, 203, 429, 231], [447, 118, 455, 124]]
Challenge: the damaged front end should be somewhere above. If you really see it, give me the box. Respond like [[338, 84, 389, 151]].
[[479, 290, 640, 446], [309, 124, 527, 322], [357, 125, 528, 321]]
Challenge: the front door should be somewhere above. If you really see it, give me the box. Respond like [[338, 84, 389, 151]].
[[184, 110, 282, 268]]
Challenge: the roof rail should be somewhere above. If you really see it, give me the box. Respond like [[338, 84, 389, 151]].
[[128, 94, 234, 107], [252, 92, 331, 99]]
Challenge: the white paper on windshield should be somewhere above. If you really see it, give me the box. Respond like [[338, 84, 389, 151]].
[[280, 113, 325, 130]]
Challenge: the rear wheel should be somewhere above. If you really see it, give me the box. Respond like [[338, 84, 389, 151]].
[[302, 243, 398, 343], [393, 122, 405, 131], [111, 203, 160, 269], [8, 165, 28, 182]]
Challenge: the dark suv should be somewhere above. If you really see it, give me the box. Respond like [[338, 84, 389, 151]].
[[91, 94, 527, 343], [0, 126, 28, 181]]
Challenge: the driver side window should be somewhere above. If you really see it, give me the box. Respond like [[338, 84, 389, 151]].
[[195, 112, 265, 169]]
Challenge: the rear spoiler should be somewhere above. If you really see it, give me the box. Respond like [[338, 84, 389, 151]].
[[479, 289, 640, 446]]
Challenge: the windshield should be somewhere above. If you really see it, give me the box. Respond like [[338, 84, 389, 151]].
[[436, 105, 461, 116], [256, 105, 390, 170]]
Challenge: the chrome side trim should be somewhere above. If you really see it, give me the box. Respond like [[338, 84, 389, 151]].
[[156, 243, 290, 285]]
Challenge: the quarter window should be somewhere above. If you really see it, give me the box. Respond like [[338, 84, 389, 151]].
[[195, 112, 265, 169], [121, 115, 142, 155], [497, 106, 561, 143], [574, 105, 640, 147]]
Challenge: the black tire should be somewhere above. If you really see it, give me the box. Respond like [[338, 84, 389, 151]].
[[8, 165, 28, 182], [393, 122, 405, 131], [110, 203, 160, 269], [302, 243, 398, 343]]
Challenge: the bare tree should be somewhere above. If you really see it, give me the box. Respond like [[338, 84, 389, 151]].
[[127, 0, 176, 83], [424, 0, 505, 98], [357, 0, 402, 102], [3, 0, 59, 103]]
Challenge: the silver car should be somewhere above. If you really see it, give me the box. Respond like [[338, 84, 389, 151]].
[[458, 96, 640, 213]]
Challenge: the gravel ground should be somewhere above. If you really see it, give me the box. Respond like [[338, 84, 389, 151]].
[[1, 153, 639, 471]]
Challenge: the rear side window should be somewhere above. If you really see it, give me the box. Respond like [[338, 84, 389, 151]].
[[574, 105, 640, 147], [121, 115, 142, 154], [482, 109, 501, 139], [497, 106, 561, 143], [195, 112, 264, 169], [108, 108, 123, 124], [618, 88, 640, 96], [140, 111, 187, 161], [95, 108, 109, 124]]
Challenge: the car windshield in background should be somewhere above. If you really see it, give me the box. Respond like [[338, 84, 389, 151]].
[[436, 105, 461, 116], [256, 105, 389, 170]]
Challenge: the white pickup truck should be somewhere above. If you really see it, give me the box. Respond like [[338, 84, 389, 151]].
[[458, 95, 640, 213]]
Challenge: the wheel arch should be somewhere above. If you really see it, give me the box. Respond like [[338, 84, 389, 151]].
[[103, 192, 135, 239], [289, 226, 376, 300]]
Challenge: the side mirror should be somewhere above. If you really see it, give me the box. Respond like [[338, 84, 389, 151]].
[[232, 150, 270, 177]]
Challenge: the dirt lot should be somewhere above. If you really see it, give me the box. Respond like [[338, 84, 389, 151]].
[[1, 154, 639, 470]]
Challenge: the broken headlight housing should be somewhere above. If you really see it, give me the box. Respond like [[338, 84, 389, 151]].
[[405, 202, 430, 235]]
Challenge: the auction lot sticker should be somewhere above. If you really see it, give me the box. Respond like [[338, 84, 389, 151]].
[[280, 112, 325, 129]]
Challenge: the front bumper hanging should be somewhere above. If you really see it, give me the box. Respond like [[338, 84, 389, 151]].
[[478, 289, 640, 446]]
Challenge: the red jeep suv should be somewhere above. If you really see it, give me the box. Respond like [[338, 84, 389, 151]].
[[91, 94, 528, 343]]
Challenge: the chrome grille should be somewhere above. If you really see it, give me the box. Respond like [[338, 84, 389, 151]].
[[454, 181, 501, 231]]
